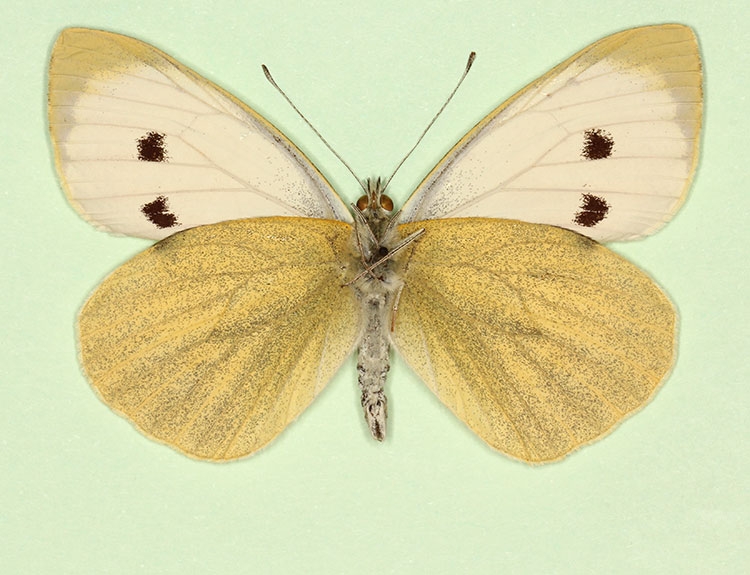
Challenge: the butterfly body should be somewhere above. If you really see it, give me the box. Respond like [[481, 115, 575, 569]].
[[349, 177, 427, 441], [352, 256, 393, 442], [349, 178, 403, 441], [49, 25, 702, 462]]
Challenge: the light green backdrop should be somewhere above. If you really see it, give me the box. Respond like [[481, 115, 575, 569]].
[[2, 0, 747, 573]]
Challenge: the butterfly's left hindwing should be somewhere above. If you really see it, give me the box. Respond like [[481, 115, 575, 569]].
[[400, 24, 702, 242], [392, 219, 675, 463], [48, 28, 351, 240], [78, 218, 359, 460]]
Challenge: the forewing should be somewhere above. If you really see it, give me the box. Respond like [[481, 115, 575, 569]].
[[400, 24, 702, 241], [48, 28, 351, 240], [78, 218, 359, 460], [392, 219, 675, 463]]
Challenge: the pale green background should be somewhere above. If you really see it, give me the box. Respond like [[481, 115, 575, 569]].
[[1, 0, 747, 573]]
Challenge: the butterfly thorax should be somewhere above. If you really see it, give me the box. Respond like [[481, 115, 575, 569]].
[[350, 178, 406, 441]]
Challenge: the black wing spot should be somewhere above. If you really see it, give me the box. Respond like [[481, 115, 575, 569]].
[[137, 131, 168, 162], [141, 196, 179, 229], [573, 193, 610, 227], [581, 128, 614, 160]]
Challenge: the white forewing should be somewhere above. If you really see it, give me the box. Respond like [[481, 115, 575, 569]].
[[49, 28, 351, 240], [400, 24, 702, 242]]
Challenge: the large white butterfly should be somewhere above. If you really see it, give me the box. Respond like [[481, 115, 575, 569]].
[[49, 25, 702, 462]]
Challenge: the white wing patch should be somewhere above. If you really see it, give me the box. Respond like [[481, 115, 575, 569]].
[[400, 24, 702, 242], [49, 28, 351, 240]]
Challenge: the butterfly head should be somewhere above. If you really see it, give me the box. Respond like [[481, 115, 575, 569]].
[[354, 177, 398, 256], [356, 177, 394, 215], [348, 176, 407, 286]]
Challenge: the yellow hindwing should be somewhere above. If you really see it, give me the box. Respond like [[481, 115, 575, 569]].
[[79, 218, 358, 460], [393, 219, 675, 463]]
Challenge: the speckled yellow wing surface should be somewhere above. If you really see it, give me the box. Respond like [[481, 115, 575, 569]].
[[393, 219, 675, 463], [78, 218, 359, 460]]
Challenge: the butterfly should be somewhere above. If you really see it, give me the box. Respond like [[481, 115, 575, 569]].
[[48, 25, 702, 463]]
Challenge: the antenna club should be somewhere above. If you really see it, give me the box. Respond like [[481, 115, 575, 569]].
[[383, 52, 477, 190], [261, 64, 276, 85]]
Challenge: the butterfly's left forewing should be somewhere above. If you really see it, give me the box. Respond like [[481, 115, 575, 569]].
[[400, 24, 702, 242], [49, 28, 351, 240]]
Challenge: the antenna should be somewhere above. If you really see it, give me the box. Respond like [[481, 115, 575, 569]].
[[262, 65, 365, 193], [263, 52, 476, 195], [383, 51, 476, 191]]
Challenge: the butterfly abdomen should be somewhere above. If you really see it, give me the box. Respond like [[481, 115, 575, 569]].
[[355, 288, 392, 441]]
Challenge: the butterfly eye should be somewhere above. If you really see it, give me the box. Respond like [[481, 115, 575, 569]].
[[380, 194, 394, 211], [356, 196, 369, 210]]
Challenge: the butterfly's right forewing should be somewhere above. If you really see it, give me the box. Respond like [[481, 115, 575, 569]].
[[49, 28, 351, 240]]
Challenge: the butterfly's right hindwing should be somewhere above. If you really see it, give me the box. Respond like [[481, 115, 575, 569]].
[[78, 218, 359, 460]]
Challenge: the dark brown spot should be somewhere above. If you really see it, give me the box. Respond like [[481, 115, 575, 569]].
[[141, 195, 179, 229], [581, 128, 614, 160], [137, 131, 168, 162], [573, 193, 610, 227]]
